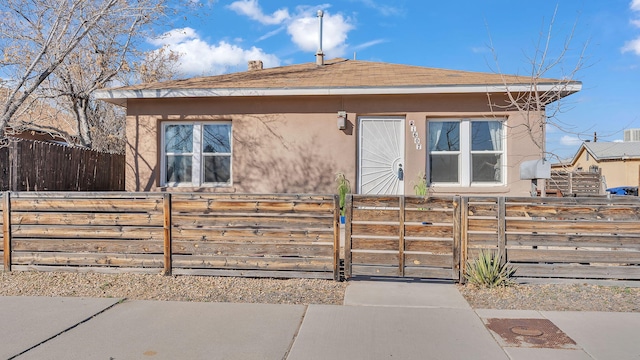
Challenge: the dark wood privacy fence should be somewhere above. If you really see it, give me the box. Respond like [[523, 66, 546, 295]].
[[344, 195, 460, 280], [0, 139, 124, 191], [1, 192, 339, 280]]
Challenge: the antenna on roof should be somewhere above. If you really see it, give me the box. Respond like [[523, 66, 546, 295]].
[[316, 10, 324, 66]]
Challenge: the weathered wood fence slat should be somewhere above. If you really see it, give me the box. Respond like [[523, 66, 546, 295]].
[[2, 191, 640, 283], [343, 194, 640, 282], [344, 195, 459, 280], [465, 196, 640, 282], [169, 193, 338, 280], [1, 192, 339, 280], [547, 169, 603, 196]]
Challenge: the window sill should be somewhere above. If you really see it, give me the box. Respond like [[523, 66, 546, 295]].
[[156, 186, 237, 193], [428, 185, 510, 194]]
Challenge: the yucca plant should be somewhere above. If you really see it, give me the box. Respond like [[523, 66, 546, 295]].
[[464, 250, 516, 288]]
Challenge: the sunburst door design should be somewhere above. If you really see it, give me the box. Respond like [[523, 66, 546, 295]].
[[358, 117, 405, 195]]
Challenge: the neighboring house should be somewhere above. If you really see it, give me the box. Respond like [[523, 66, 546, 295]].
[[552, 141, 640, 189], [95, 57, 581, 196]]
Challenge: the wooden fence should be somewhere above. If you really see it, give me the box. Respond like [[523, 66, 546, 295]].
[[547, 170, 603, 196], [0, 139, 124, 191], [344, 194, 640, 282], [169, 194, 338, 279], [4, 192, 166, 274], [465, 196, 640, 281], [1, 192, 339, 280], [344, 195, 460, 280], [2, 192, 639, 283]]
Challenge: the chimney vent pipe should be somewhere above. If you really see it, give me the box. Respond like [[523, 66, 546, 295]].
[[316, 10, 324, 66]]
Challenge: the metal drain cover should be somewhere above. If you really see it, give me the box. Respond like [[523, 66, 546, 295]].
[[484, 318, 579, 349]]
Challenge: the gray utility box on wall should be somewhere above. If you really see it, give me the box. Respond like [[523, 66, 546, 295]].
[[519, 159, 551, 180]]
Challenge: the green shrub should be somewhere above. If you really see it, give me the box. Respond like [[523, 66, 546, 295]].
[[335, 173, 351, 217], [464, 250, 516, 288], [413, 172, 428, 196]]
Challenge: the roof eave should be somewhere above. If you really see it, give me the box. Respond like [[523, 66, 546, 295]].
[[598, 155, 640, 161], [95, 82, 582, 107]]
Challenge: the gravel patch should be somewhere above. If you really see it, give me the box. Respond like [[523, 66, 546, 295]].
[[0, 271, 347, 305], [3, 271, 639, 312], [458, 283, 640, 312]]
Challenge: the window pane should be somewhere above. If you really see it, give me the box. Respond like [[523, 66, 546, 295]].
[[166, 155, 192, 183], [203, 124, 231, 153], [204, 155, 231, 183], [429, 154, 459, 183], [472, 154, 502, 182], [429, 122, 459, 151], [165, 125, 193, 153], [472, 121, 502, 151]]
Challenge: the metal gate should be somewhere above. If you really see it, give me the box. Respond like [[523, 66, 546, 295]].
[[344, 195, 460, 280]]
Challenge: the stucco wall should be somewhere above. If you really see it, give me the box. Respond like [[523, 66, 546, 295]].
[[124, 93, 543, 196]]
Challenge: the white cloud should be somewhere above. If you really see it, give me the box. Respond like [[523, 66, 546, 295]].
[[560, 135, 583, 146], [471, 46, 489, 54], [622, 1, 640, 55], [352, 0, 402, 16], [151, 27, 280, 75], [287, 11, 354, 58], [352, 39, 386, 52], [149, 28, 199, 46], [227, 0, 290, 25], [256, 26, 286, 42], [228, 1, 355, 58], [622, 37, 640, 55]]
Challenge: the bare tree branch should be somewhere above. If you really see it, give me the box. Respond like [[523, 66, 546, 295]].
[[0, 0, 191, 152], [486, 4, 587, 160]]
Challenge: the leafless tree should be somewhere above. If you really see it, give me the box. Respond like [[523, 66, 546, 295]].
[[132, 45, 184, 85], [0, 0, 188, 151], [486, 5, 587, 161]]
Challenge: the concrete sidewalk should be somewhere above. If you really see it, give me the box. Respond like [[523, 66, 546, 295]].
[[1, 281, 639, 359]]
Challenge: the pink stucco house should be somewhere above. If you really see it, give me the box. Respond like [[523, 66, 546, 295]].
[[95, 57, 581, 196]]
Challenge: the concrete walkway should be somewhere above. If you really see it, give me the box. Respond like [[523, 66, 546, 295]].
[[1, 281, 639, 359]]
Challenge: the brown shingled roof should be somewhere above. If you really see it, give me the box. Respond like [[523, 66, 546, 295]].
[[111, 58, 563, 91]]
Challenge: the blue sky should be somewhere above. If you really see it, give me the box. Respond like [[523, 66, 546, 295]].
[[150, 0, 640, 159]]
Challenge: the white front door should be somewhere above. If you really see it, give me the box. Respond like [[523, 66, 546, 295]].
[[358, 116, 405, 195]]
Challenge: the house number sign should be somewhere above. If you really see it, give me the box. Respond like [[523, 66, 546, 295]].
[[409, 120, 422, 150]]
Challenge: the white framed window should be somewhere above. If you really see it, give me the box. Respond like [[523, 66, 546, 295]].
[[428, 119, 504, 186], [161, 121, 232, 187]]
